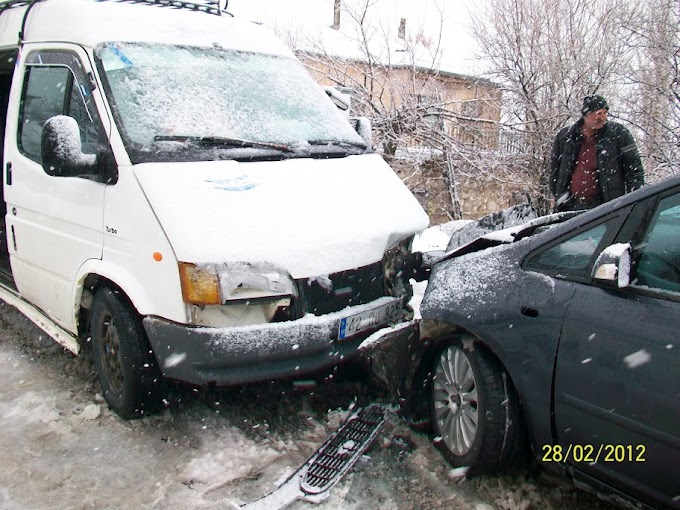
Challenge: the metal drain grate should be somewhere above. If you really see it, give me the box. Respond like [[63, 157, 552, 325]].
[[300, 404, 386, 495]]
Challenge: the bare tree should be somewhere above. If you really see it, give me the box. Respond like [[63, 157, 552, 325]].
[[288, 0, 528, 220], [266, 0, 588, 221], [470, 0, 642, 212], [617, 0, 679, 181]]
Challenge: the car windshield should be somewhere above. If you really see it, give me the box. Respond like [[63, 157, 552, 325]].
[[94, 43, 366, 163]]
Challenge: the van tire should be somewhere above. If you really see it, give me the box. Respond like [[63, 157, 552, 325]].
[[90, 287, 164, 419]]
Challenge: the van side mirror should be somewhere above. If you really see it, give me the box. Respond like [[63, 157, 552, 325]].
[[353, 116, 372, 149], [324, 86, 350, 119], [592, 243, 631, 288], [41, 115, 98, 178]]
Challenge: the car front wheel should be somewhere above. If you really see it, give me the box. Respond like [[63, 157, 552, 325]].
[[430, 341, 523, 475]]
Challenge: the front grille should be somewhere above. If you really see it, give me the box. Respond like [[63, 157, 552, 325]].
[[295, 261, 386, 317], [301, 404, 386, 494]]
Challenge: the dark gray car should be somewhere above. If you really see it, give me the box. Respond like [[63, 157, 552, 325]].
[[410, 174, 680, 509]]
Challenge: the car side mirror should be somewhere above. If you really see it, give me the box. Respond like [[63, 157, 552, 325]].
[[592, 243, 631, 288], [41, 115, 97, 177], [352, 116, 372, 149]]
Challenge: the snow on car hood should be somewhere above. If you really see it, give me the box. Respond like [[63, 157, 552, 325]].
[[133, 154, 429, 278]]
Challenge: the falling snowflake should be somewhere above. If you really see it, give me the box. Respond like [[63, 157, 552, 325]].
[[164, 352, 187, 368], [623, 349, 651, 369]]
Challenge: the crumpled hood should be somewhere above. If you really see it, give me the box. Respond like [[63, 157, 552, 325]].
[[133, 154, 429, 278]]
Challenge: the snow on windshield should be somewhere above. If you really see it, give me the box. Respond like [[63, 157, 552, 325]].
[[96, 43, 363, 155]]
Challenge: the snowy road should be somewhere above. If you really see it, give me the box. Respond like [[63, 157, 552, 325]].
[[0, 301, 621, 510]]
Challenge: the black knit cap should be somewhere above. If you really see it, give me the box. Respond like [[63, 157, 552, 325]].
[[582, 95, 609, 116]]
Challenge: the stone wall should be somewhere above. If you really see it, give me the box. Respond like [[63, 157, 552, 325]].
[[387, 154, 532, 225]]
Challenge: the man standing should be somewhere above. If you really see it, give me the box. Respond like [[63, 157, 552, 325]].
[[550, 95, 644, 212]]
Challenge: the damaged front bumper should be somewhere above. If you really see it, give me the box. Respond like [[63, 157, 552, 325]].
[[358, 320, 422, 402], [142, 296, 406, 386]]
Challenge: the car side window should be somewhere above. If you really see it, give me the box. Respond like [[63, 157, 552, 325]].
[[631, 193, 680, 293], [18, 51, 102, 175], [524, 222, 609, 280]]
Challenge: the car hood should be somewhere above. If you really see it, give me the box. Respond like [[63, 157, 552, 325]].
[[133, 154, 429, 278]]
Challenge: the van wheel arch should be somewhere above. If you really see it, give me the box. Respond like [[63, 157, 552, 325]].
[[77, 275, 139, 343]]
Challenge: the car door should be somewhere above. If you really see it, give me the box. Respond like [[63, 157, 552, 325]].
[[553, 190, 680, 509], [4, 45, 110, 331]]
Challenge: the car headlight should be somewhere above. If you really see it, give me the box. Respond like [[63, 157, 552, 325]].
[[179, 261, 295, 306]]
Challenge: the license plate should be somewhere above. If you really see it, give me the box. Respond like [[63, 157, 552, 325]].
[[338, 298, 402, 340]]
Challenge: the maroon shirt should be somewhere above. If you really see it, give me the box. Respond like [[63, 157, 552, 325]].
[[570, 133, 600, 199]]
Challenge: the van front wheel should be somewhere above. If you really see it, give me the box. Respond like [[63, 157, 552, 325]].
[[90, 287, 164, 419]]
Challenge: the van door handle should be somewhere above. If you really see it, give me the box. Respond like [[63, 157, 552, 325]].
[[11, 225, 17, 251], [5, 162, 11, 185]]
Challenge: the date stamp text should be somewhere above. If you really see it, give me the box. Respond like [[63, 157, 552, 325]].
[[541, 444, 646, 463]]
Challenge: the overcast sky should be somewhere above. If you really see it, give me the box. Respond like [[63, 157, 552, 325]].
[[227, 0, 481, 75]]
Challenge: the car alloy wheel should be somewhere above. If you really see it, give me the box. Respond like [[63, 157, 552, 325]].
[[432, 344, 478, 456], [429, 339, 525, 474]]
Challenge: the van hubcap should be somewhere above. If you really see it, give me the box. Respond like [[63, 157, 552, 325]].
[[99, 314, 124, 393]]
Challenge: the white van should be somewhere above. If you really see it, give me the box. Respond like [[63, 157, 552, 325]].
[[0, 0, 429, 418]]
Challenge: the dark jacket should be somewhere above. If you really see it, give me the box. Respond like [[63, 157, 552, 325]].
[[550, 119, 644, 206]]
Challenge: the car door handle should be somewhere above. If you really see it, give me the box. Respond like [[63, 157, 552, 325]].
[[521, 306, 539, 318], [5, 162, 11, 185]]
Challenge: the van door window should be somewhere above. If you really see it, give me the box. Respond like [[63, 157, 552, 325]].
[[18, 51, 103, 176]]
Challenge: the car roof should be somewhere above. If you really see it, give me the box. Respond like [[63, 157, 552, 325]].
[[597, 172, 680, 212]]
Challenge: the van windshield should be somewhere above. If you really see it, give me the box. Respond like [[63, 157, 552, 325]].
[[94, 43, 366, 163]]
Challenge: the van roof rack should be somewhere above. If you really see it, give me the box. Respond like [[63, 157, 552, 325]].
[[0, 0, 229, 16]]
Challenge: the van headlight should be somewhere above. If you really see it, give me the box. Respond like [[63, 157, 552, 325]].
[[179, 262, 221, 305], [179, 261, 296, 306]]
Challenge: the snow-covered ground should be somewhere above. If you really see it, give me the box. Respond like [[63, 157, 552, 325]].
[[0, 228, 622, 510]]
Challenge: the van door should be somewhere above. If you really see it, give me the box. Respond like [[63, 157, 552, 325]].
[[4, 46, 110, 331], [0, 48, 18, 283]]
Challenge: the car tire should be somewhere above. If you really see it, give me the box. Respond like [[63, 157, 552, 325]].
[[430, 340, 523, 475], [90, 287, 164, 419]]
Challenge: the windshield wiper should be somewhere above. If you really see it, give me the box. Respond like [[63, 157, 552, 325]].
[[154, 135, 293, 153], [308, 139, 367, 150]]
